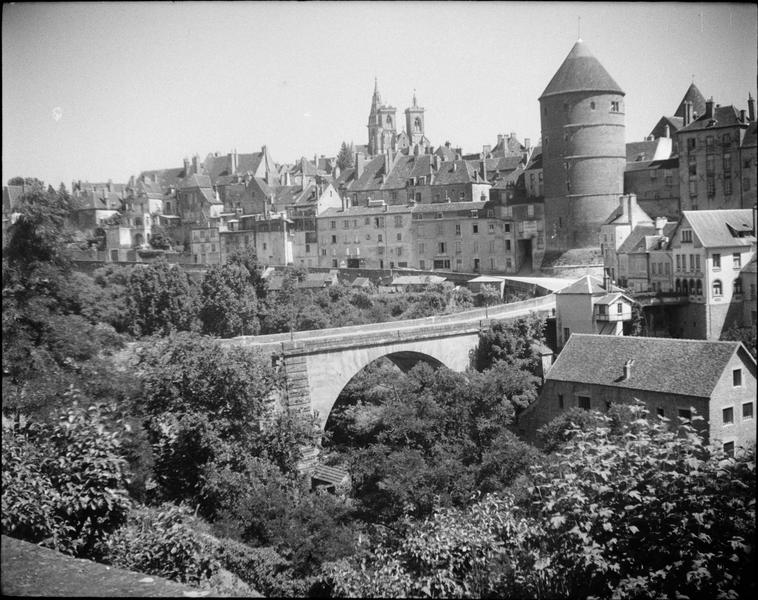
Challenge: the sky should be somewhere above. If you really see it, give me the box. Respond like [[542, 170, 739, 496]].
[[2, 1, 757, 188]]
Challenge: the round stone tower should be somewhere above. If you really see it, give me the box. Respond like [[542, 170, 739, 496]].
[[540, 40, 626, 250]]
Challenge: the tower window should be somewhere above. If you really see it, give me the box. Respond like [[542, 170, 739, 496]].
[[590, 101, 596, 110], [610, 101, 620, 112]]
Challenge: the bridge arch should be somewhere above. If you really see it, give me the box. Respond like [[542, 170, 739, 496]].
[[304, 335, 477, 431]]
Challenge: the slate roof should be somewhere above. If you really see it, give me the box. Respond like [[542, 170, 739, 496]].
[[681, 210, 756, 248], [138, 167, 186, 191], [351, 156, 386, 192], [679, 105, 747, 133], [603, 199, 653, 226], [556, 275, 623, 295], [540, 40, 624, 99], [595, 292, 632, 305], [673, 83, 707, 119], [547, 334, 752, 398], [180, 173, 213, 191], [617, 223, 676, 254], [433, 160, 487, 185], [626, 140, 659, 163], [434, 145, 458, 161]]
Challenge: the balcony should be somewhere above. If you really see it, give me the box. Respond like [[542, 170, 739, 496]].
[[595, 309, 628, 322]]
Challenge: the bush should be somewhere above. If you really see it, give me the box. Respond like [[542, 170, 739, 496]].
[[104, 504, 219, 586], [1, 399, 132, 559], [212, 537, 312, 597]]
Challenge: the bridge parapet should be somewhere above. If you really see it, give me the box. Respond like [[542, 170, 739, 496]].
[[222, 294, 556, 356]]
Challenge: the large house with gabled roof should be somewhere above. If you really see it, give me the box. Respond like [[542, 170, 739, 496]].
[[521, 334, 756, 455]]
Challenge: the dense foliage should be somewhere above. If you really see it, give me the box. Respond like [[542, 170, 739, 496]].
[[325, 405, 756, 599], [2, 399, 132, 559]]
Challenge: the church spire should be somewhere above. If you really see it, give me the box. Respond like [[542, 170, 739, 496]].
[[372, 77, 382, 107]]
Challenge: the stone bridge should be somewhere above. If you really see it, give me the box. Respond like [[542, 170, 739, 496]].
[[222, 295, 556, 433]]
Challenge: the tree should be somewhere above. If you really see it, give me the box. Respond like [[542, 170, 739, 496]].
[[198, 262, 260, 338], [474, 315, 546, 375], [136, 332, 315, 517], [124, 259, 198, 336], [721, 323, 757, 358], [4, 180, 76, 275], [148, 226, 172, 250], [324, 405, 756, 600], [225, 247, 267, 299], [2, 397, 132, 559], [336, 141, 355, 170], [332, 360, 541, 524]]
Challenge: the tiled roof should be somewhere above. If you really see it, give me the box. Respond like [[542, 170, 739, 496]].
[[556, 275, 623, 295], [540, 40, 624, 99], [681, 209, 756, 248], [312, 464, 349, 487], [547, 334, 751, 398], [679, 105, 747, 133], [673, 83, 707, 119]]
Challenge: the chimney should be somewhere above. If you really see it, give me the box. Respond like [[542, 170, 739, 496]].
[[452, 162, 458, 172], [626, 194, 637, 229], [482, 144, 491, 156], [445, 141, 451, 148], [510, 131, 517, 141], [524, 138, 531, 149], [480, 158, 487, 181], [623, 359, 634, 381], [655, 216, 666, 235], [683, 101, 693, 127], [664, 123, 670, 138], [749, 93, 756, 121], [740, 109, 747, 123], [191, 155, 199, 175], [433, 154, 441, 171], [705, 97, 714, 119], [355, 153, 366, 179], [497, 134, 503, 144], [183, 157, 190, 175]]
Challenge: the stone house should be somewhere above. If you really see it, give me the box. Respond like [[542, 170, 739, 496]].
[[521, 334, 757, 455]]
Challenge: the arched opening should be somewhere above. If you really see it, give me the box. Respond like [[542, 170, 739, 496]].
[[321, 352, 445, 450]]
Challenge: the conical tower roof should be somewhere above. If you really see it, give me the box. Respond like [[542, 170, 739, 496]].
[[540, 40, 624, 100], [673, 83, 706, 119]]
